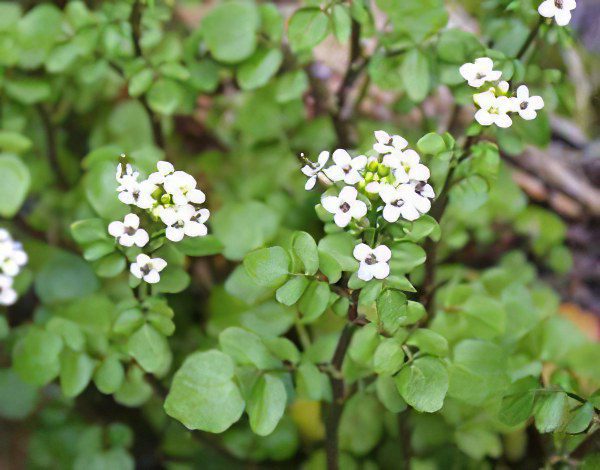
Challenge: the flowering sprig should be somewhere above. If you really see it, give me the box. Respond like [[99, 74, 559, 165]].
[[110, 157, 210, 284], [538, 0, 576, 26], [0, 229, 27, 306], [460, 57, 545, 128], [302, 131, 436, 281]]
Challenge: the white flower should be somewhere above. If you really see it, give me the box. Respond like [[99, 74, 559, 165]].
[[163, 171, 206, 206], [459, 57, 502, 88], [116, 162, 138, 183], [0, 274, 17, 306], [474, 91, 514, 128], [353, 244, 391, 281], [160, 204, 209, 242], [538, 0, 576, 26], [497, 81, 510, 94], [373, 130, 408, 155], [383, 149, 430, 183], [513, 85, 544, 120], [323, 150, 367, 185], [117, 179, 157, 209], [148, 160, 175, 185], [379, 184, 422, 222], [321, 186, 368, 228], [130, 254, 167, 284], [365, 181, 382, 195], [0, 230, 27, 277], [108, 214, 149, 248], [301, 151, 329, 190]]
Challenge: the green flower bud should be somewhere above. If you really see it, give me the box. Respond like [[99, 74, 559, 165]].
[[367, 160, 379, 172], [378, 165, 390, 177]]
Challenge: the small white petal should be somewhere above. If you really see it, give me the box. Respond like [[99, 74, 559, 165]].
[[305, 176, 317, 190], [408, 164, 430, 182], [374, 130, 390, 143], [494, 113, 513, 128], [529, 95, 544, 110], [357, 263, 374, 281], [350, 200, 368, 219], [371, 262, 390, 280], [133, 230, 149, 247], [383, 204, 401, 223], [339, 186, 358, 202], [333, 211, 352, 228], [324, 165, 345, 182], [130, 263, 143, 279], [123, 213, 140, 229], [144, 270, 160, 284], [108, 221, 125, 237], [152, 258, 167, 272], [353, 243, 372, 262], [317, 151, 330, 167], [373, 245, 392, 262], [166, 226, 185, 242], [185, 222, 208, 237], [475, 109, 495, 126], [332, 149, 352, 167], [321, 196, 340, 214], [538, 0, 557, 18]]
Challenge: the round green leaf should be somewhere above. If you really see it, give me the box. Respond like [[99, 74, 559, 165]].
[[202, 1, 259, 63], [0, 154, 30, 217], [395, 356, 448, 413], [288, 8, 330, 52], [237, 48, 283, 90], [244, 246, 290, 288], [247, 374, 287, 436], [164, 350, 245, 433]]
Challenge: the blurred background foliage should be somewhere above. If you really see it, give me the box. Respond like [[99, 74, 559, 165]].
[[0, 0, 599, 469]]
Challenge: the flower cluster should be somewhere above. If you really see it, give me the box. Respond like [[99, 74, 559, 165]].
[[538, 0, 576, 26], [0, 229, 27, 306], [111, 159, 210, 284], [460, 57, 544, 128], [302, 131, 435, 281]]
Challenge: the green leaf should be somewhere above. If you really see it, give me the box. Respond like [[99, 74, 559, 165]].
[[213, 201, 280, 260], [565, 402, 594, 434], [237, 48, 283, 90], [164, 350, 245, 433], [498, 376, 539, 426], [318, 233, 359, 272], [276, 70, 309, 103], [374, 339, 405, 376], [94, 355, 125, 395], [176, 235, 222, 257], [244, 246, 290, 288], [288, 8, 330, 52], [0, 154, 31, 217], [390, 242, 426, 273], [0, 369, 38, 420], [376, 289, 408, 334], [292, 231, 319, 276], [247, 374, 287, 436], [219, 327, 280, 369], [417, 133, 446, 155], [406, 329, 448, 357], [127, 324, 171, 375], [377, 0, 448, 41], [395, 356, 448, 413], [298, 280, 331, 323], [448, 339, 509, 405], [339, 392, 384, 456], [402, 49, 430, 103], [276, 276, 309, 306], [461, 295, 506, 339], [348, 323, 379, 366], [0, 130, 32, 154], [60, 349, 95, 398], [13, 327, 63, 386], [128, 68, 154, 97], [202, 1, 259, 63], [375, 376, 407, 413], [71, 218, 108, 244], [147, 79, 183, 115], [534, 392, 567, 433], [4, 77, 51, 104], [331, 4, 352, 43], [318, 251, 342, 284]]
